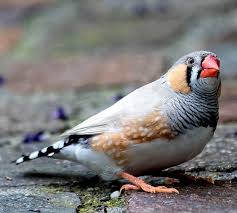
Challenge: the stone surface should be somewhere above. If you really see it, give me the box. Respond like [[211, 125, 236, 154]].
[[0, 123, 236, 212], [126, 183, 237, 213], [0, 187, 80, 213]]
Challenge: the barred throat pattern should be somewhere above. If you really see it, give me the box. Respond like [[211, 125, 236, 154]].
[[165, 89, 219, 135]]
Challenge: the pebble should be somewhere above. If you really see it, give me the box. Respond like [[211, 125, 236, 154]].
[[110, 190, 121, 199], [5, 176, 12, 181]]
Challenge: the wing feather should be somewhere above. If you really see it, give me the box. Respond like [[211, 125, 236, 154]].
[[61, 78, 173, 137]]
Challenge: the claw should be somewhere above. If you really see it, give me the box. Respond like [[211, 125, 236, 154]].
[[120, 184, 140, 193]]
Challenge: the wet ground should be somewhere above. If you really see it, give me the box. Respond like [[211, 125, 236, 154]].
[[0, 87, 236, 213]]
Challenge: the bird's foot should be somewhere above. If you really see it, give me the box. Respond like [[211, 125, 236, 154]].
[[119, 172, 179, 194], [120, 184, 140, 192]]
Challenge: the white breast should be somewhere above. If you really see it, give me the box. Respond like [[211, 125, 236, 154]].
[[124, 127, 214, 175], [60, 143, 122, 180]]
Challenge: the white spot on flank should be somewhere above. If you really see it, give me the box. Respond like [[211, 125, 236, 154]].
[[29, 151, 39, 159], [118, 159, 126, 165], [120, 133, 125, 138], [147, 132, 153, 137], [133, 134, 139, 138], [93, 136, 99, 141]]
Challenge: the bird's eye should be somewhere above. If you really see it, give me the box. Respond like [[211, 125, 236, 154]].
[[187, 57, 195, 66]]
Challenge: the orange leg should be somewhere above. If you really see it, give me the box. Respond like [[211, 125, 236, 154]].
[[119, 172, 179, 194]]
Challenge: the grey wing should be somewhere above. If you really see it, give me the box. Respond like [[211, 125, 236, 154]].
[[61, 93, 133, 137], [61, 78, 173, 137], [61, 104, 122, 136]]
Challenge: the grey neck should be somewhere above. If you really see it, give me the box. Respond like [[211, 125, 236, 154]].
[[165, 90, 219, 135]]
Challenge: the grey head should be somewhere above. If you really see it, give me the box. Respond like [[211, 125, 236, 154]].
[[172, 50, 221, 96], [165, 51, 221, 133]]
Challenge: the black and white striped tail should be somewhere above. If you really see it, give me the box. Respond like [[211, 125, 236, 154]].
[[14, 135, 90, 165]]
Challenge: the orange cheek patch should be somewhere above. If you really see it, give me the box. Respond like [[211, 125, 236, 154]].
[[91, 111, 175, 166], [167, 64, 191, 94]]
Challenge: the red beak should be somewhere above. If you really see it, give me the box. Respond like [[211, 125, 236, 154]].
[[200, 55, 220, 78]]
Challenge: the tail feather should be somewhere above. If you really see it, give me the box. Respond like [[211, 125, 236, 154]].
[[14, 135, 91, 165]]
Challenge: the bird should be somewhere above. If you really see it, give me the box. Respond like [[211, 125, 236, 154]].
[[14, 51, 221, 194]]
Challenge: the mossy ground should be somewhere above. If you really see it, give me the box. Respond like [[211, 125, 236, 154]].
[[40, 178, 125, 212], [76, 189, 125, 213]]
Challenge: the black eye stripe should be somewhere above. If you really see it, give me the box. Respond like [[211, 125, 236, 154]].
[[186, 66, 192, 85], [197, 69, 202, 79]]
